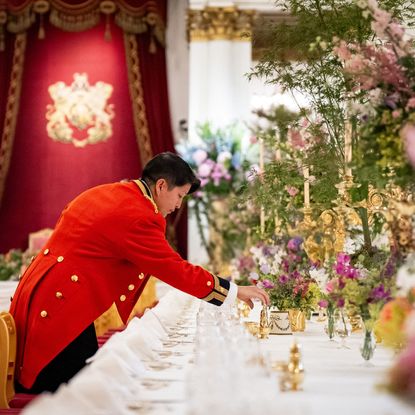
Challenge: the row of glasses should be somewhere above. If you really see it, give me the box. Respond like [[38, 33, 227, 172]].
[[186, 301, 278, 414]]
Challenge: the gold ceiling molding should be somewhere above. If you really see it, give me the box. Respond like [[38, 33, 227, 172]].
[[0, 1, 165, 48], [187, 7, 256, 42]]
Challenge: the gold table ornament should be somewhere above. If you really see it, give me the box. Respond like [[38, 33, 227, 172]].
[[288, 309, 306, 332], [280, 342, 305, 392], [258, 304, 271, 339]]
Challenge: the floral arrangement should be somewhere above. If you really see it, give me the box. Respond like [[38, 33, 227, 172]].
[[340, 249, 397, 332], [334, 0, 415, 186], [314, 253, 357, 311], [251, 237, 320, 313], [0, 249, 27, 281], [176, 123, 253, 199], [176, 122, 258, 267]]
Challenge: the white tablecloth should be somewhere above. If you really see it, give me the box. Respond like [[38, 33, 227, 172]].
[[20, 299, 415, 415], [0, 280, 18, 312]]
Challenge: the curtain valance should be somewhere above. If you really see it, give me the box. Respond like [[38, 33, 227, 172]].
[[0, 0, 165, 48]]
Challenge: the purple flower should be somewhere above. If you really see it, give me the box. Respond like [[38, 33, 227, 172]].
[[282, 259, 290, 273], [262, 246, 273, 256], [261, 279, 275, 289], [319, 299, 329, 308], [336, 298, 345, 308], [334, 254, 359, 279], [287, 237, 303, 252], [384, 93, 399, 110], [336, 253, 351, 265], [368, 284, 391, 303], [382, 256, 396, 278], [279, 274, 289, 284], [290, 270, 302, 280]]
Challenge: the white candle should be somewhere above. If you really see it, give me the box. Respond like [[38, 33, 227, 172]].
[[303, 165, 310, 207], [259, 138, 265, 235], [259, 138, 265, 171], [275, 129, 281, 161], [344, 120, 352, 177]]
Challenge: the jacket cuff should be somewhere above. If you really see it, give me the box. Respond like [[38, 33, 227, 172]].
[[200, 274, 230, 306]]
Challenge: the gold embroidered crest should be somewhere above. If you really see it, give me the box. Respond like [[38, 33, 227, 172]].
[[46, 73, 114, 148]]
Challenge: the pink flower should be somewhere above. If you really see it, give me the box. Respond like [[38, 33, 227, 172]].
[[289, 129, 305, 149], [401, 123, 415, 168], [389, 22, 405, 41], [250, 136, 258, 144], [392, 110, 401, 119], [198, 161, 214, 178], [333, 40, 352, 61], [406, 97, 415, 110], [285, 185, 299, 197], [192, 149, 208, 165], [326, 279, 336, 293], [345, 55, 366, 73], [318, 299, 329, 308]]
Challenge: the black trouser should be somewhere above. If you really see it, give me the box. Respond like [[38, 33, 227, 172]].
[[15, 323, 98, 394]]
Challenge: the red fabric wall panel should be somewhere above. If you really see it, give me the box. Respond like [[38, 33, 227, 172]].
[[0, 20, 141, 252]]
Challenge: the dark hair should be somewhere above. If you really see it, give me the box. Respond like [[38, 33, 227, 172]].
[[142, 152, 200, 194]]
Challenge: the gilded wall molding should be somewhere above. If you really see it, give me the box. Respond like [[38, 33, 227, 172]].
[[1, 1, 165, 49], [0, 32, 27, 204], [123, 32, 153, 166], [187, 7, 256, 42]]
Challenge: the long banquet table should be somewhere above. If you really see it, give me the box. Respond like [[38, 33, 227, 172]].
[[20, 292, 415, 415]]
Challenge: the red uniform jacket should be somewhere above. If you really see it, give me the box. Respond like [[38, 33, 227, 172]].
[[10, 180, 230, 388]]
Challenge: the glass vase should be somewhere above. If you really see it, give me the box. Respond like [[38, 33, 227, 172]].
[[360, 327, 376, 362], [325, 305, 336, 340]]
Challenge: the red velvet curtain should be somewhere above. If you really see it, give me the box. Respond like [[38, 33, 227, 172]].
[[136, 28, 188, 258], [0, 20, 141, 251]]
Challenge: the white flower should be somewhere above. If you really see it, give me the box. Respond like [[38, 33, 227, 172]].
[[343, 235, 364, 254], [396, 254, 415, 295], [217, 151, 232, 164], [372, 233, 390, 250], [356, 0, 368, 9], [309, 267, 329, 291], [192, 149, 208, 165], [368, 88, 384, 106]]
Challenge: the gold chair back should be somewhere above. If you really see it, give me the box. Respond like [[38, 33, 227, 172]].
[[0, 311, 16, 409]]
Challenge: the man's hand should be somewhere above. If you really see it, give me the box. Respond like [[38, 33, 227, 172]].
[[237, 285, 270, 309]]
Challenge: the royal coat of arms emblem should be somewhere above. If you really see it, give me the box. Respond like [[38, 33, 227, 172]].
[[46, 73, 114, 148]]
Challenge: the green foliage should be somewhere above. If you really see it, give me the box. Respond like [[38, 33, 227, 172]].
[[0, 250, 25, 281]]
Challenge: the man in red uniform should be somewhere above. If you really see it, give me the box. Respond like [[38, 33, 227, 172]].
[[10, 152, 269, 393]]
